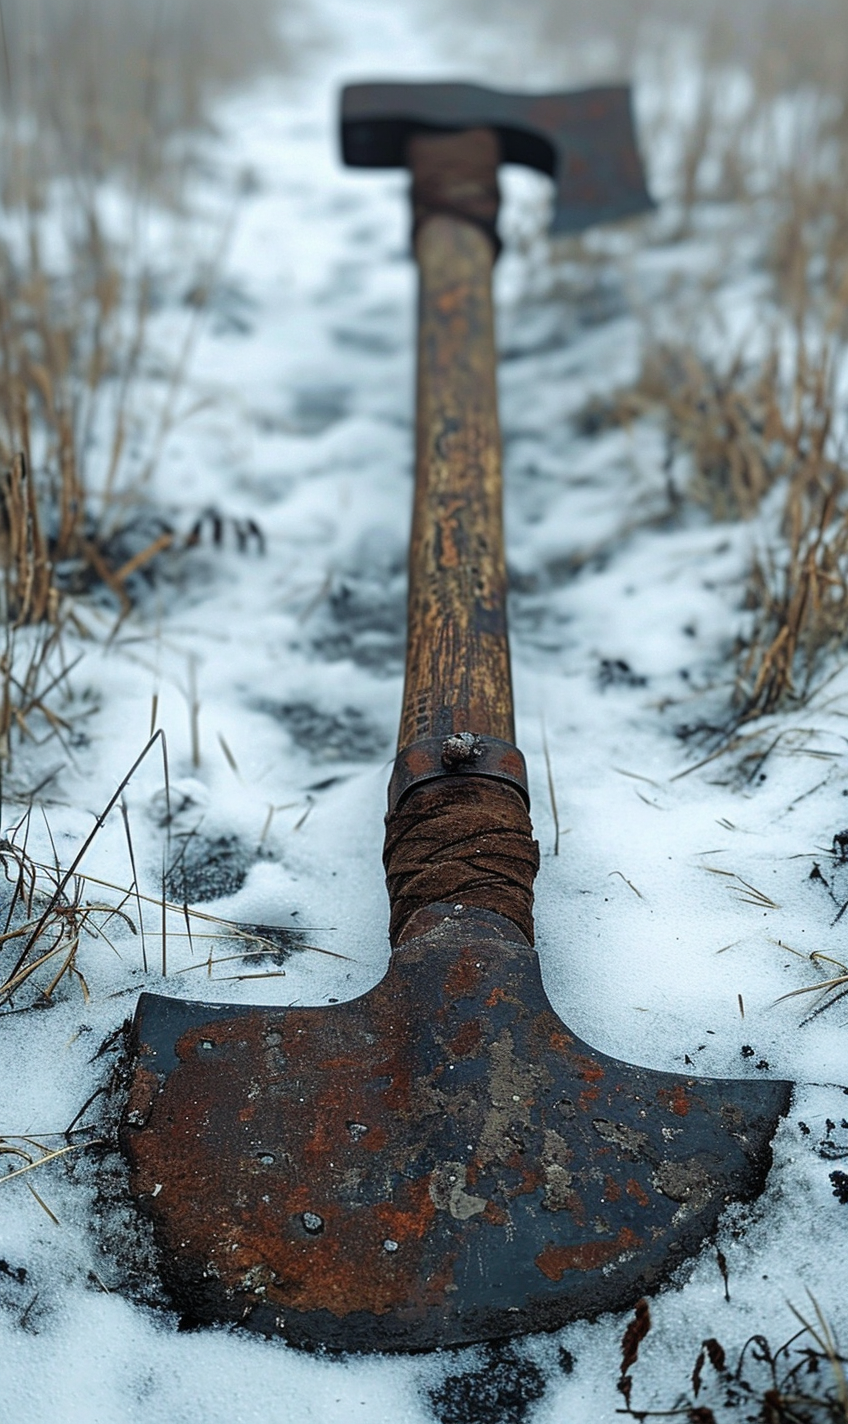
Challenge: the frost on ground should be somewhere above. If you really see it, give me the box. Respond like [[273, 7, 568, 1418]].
[[2, 0, 848, 1421]]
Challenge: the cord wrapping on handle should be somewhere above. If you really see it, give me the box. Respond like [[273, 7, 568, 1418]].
[[383, 777, 539, 946]]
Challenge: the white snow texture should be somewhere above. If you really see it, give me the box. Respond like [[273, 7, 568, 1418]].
[[1, 2, 846, 1422]]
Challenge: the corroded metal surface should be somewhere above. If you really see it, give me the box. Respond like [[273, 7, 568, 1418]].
[[341, 81, 655, 233], [387, 735, 529, 812], [120, 907, 791, 1353]]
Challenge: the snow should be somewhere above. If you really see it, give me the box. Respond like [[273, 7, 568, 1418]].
[[2, 0, 847, 1420]]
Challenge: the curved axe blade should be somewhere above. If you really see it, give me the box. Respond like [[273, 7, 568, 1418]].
[[341, 80, 655, 233], [120, 907, 791, 1353]]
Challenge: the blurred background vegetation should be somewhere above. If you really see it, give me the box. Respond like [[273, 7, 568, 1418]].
[[0, 0, 299, 754], [0, 0, 294, 198], [0, 0, 848, 740]]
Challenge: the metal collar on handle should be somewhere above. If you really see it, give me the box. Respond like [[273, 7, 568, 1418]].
[[387, 734, 530, 814]]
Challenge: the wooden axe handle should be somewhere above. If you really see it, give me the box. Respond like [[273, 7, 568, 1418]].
[[385, 130, 538, 949], [398, 129, 514, 749]]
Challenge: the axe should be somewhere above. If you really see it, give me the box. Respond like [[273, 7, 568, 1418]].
[[119, 82, 791, 1353]]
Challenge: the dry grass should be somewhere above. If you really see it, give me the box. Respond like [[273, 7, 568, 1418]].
[[0, 614, 83, 763], [0, 214, 158, 629], [0, 0, 295, 763], [605, 331, 848, 723], [0, 208, 176, 763], [492, 0, 848, 723], [0, 4, 306, 1012], [619, 1293, 848, 1423], [448, 0, 848, 76], [648, 11, 848, 237], [608, 344, 790, 522], [0, 824, 318, 1011], [777, 953, 848, 1021], [0, 731, 332, 1011], [0, 815, 133, 1008], [492, 3, 848, 729], [0, 0, 293, 200], [738, 477, 848, 721]]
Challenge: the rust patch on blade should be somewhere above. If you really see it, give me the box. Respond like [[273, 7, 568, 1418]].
[[444, 946, 485, 1000], [535, 1227, 642, 1282], [659, 1083, 693, 1117], [127, 1009, 452, 1320], [122, 1065, 158, 1131], [268, 1180, 445, 1318], [626, 1178, 651, 1209], [449, 1019, 483, 1058]]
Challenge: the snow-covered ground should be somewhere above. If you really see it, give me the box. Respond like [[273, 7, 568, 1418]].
[[2, 1, 847, 1420]]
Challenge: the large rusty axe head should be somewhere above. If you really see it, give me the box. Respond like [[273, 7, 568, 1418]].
[[341, 80, 655, 233], [121, 906, 790, 1352]]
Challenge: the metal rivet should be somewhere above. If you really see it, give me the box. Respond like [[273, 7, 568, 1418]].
[[258, 1153, 275, 1165], [441, 731, 482, 768], [347, 1121, 368, 1142], [199, 1040, 214, 1052], [383, 1239, 399, 1253], [301, 1211, 324, 1234]]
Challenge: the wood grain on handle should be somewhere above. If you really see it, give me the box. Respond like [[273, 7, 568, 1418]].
[[398, 211, 514, 750]]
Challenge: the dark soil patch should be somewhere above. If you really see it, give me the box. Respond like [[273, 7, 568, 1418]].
[[428, 1344, 547, 1424], [309, 569, 407, 673], [254, 699, 389, 760], [164, 833, 253, 903]]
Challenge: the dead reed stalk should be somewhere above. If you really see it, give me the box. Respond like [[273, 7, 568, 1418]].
[[618, 1290, 848, 1423], [0, 202, 165, 629], [623, 344, 790, 521], [0, 0, 294, 763], [732, 338, 848, 719], [600, 322, 848, 725], [0, 0, 291, 200]]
